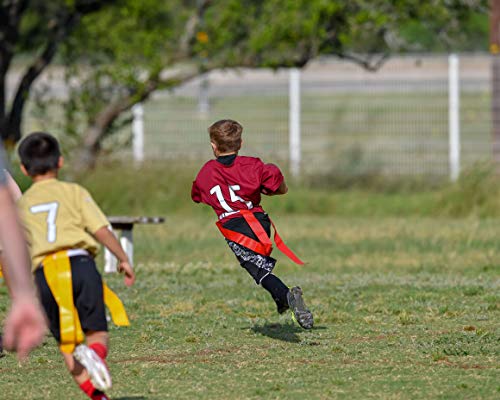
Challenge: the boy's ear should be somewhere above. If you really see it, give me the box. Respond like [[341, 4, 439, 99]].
[[20, 164, 29, 177], [211, 142, 218, 156], [57, 156, 64, 169]]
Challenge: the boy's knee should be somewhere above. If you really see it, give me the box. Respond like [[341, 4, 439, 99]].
[[240, 261, 267, 284]]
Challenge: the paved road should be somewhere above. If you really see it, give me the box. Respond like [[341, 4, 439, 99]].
[[5, 54, 493, 101]]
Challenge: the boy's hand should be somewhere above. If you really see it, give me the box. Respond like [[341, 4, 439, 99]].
[[3, 294, 47, 361], [262, 181, 288, 196], [118, 260, 135, 287], [94, 226, 135, 286]]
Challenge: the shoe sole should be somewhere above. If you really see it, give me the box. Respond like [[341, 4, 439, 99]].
[[73, 345, 112, 391], [287, 286, 314, 329]]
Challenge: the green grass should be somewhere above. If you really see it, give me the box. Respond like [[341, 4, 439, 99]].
[[1, 164, 500, 399], [1, 213, 499, 399]]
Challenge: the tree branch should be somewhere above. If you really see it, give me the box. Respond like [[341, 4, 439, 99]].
[[3, 0, 118, 142], [178, 0, 212, 57], [336, 52, 390, 72], [77, 65, 203, 168], [5, 13, 80, 142], [0, 0, 29, 125]]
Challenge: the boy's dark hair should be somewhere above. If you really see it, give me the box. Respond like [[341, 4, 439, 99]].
[[209, 119, 243, 153], [18, 132, 61, 176]]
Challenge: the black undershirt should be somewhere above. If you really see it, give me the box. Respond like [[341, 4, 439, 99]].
[[216, 154, 237, 166]]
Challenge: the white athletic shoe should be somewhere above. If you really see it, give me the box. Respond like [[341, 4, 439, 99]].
[[73, 344, 112, 391]]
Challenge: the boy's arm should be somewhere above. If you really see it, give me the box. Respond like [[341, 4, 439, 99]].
[[6, 171, 22, 201], [261, 162, 288, 196], [262, 180, 288, 196], [0, 184, 47, 360], [78, 185, 135, 286], [0, 189, 32, 296], [191, 180, 201, 203], [93, 226, 135, 287]]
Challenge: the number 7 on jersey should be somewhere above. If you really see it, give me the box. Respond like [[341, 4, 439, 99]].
[[30, 202, 59, 243]]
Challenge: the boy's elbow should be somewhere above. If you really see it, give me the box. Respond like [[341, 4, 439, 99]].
[[277, 181, 288, 195]]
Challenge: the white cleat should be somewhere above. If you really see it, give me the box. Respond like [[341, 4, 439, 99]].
[[73, 344, 112, 391]]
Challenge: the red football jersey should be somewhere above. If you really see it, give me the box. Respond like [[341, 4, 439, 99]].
[[191, 156, 284, 222]]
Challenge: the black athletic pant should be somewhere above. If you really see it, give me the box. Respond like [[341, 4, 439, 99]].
[[223, 213, 290, 312]]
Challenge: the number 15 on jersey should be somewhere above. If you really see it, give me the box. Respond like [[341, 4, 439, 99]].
[[210, 184, 253, 215]]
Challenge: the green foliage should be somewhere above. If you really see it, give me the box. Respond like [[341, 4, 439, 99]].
[[51, 0, 488, 160], [399, 10, 489, 52]]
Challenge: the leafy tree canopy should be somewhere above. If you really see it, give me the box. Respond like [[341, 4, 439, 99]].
[[0, 0, 488, 166]]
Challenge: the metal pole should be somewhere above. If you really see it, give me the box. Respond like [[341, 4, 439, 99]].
[[198, 75, 210, 115], [132, 103, 144, 164], [289, 68, 301, 178], [449, 54, 460, 182]]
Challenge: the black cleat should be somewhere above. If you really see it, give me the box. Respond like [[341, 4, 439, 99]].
[[277, 303, 289, 314], [287, 286, 314, 329]]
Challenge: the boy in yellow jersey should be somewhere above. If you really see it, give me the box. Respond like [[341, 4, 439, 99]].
[[17, 132, 135, 400]]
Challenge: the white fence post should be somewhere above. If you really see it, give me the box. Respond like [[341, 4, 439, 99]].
[[198, 75, 210, 115], [449, 54, 460, 182], [289, 68, 301, 178], [132, 103, 144, 164]]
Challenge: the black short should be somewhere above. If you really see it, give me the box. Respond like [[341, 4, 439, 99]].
[[223, 213, 277, 284], [34, 255, 108, 343]]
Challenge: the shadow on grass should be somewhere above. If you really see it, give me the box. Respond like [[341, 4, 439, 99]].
[[250, 322, 304, 343], [114, 397, 147, 400]]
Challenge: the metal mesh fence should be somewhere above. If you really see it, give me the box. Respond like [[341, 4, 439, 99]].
[[140, 54, 493, 178], [21, 54, 494, 178]]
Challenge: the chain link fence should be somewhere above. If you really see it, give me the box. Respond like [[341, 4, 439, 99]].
[[21, 54, 494, 180], [137, 54, 493, 180]]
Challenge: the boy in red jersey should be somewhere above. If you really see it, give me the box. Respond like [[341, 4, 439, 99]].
[[192, 119, 313, 329]]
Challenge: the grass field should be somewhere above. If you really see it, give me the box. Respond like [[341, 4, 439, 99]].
[[1, 210, 499, 399]]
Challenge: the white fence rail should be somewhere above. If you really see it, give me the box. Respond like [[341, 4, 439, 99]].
[[129, 54, 491, 180]]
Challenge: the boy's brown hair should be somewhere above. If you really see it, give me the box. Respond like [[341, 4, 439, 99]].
[[208, 119, 243, 153], [18, 132, 61, 176]]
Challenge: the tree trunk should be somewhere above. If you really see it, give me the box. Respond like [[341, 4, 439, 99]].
[[491, 0, 500, 167], [75, 127, 102, 170], [74, 68, 201, 170], [0, 1, 118, 146], [74, 99, 132, 170], [492, 57, 500, 166]]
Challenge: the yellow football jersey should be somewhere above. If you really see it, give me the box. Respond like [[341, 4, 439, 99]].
[[18, 179, 109, 270]]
